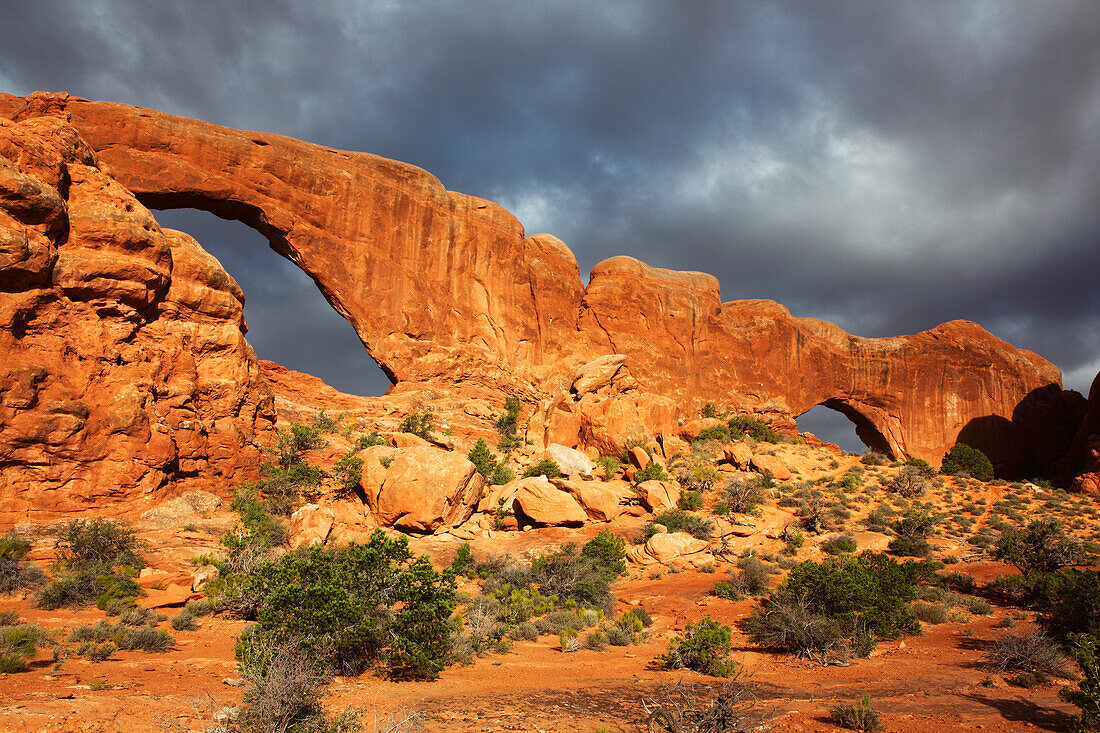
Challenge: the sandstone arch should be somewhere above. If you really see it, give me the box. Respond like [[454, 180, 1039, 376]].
[[0, 92, 1071, 475]]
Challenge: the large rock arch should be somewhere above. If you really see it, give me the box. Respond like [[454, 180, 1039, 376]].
[[0, 92, 1074, 479]]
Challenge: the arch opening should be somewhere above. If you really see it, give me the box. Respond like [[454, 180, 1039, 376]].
[[796, 399, 892, 457], [154, 208, 393, 397]]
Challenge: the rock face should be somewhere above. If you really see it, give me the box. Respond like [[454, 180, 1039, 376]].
[[0, 91, 1077, 507], [0, 105, 274, 513], [369, 446, 485, 532], [1058, 371, 1100, 493]]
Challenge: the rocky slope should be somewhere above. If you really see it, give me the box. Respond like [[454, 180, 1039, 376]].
[[0, 91, 1088, 511]]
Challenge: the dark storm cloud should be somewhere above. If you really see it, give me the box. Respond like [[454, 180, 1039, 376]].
[[2, 1, 1098, 409]]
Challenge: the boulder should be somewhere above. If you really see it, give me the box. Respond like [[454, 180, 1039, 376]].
[[374, 446, 485, 531], [723, 444, 753, 469], [546, 443, 594, 478], [553, 478, 632, 522], [636, 480, 680, 512], [513, 478, 588, 525], [191, 564, 219, 592], [289, 504, 334, 549], [391, 432, 431, 448], [750, 454, 792, 480], [629, 446, 651, 469], [680, 417, 727, 441], [571, 355, 627, 395], [643, 531, 709, 564], [140, 490, 222, 529]]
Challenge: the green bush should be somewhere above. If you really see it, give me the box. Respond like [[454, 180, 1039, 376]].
[[596, 455, 621, 479], [634, 461, 669, 484], [746, 552, 934, 659], [831, 695, 882, 731], [888, 466, 928, 498], [985, 631, 1067, 677], [727, 415, 778, 443], [658, 617, 736, 677], [861, 451, 888, 467], [356, 431, 387, 450], [940, 443, 994, 481], [643, 510, 714, 541], [1037, 570, 1100, 641], [822, 535, 858, 555], [311, 409, 340, 433], [240, 531, 456, 679], [994, 519, 1090, 574], [398, 411, 435, 440], [274, 422, 326, 469], [580, 530, 627, 580], [68, 620, 174, 652], [331, 453, 363, 499], [468, 439, 513, 485], [530, 543, 617, 609], [903, 457, 935, 476], [677, 489, 704, 511], [677, 464, 723, 493], [495, 397, 523, 452], [1061, 633, 1100, 733], [523, 459, 562, 479], [694, 426, 731, 443], [0, 532, 45, 594], [0, 624, 48, 673], [37, 519, 145, 611]]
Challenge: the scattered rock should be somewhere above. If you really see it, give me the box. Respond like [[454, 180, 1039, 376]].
[[750, 454, 792, 480], [546, 443, 594, 478], [513, 478, 588, 525], [636, 480, 680, 512]]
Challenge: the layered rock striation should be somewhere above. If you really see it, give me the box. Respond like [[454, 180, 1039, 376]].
[[0, 92, 1079, 500]]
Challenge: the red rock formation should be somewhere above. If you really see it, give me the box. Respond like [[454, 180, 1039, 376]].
[[0, 108, 274, 515], [0, 92, 1072, 493], [1058, 371, 1100, 493]]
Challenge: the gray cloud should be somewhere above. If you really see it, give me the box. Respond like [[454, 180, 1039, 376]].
[[2, 2, 1097, 438]]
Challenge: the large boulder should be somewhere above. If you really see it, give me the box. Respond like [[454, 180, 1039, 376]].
[[553, 478, 632, 522], [636, 480, 680, 512], [374, 446, 485, 532], [546, 443, 593, 478], [750, 454, 792, 480], [289, 504, 334, 549], [512, 477, 588, 525]]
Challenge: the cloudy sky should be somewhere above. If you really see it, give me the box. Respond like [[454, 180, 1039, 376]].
[[2, 1, 1097, 448]]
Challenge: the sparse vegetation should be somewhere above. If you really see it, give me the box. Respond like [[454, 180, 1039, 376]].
[[831, 695, 883, 731], [719, 477, 766, 515], [634, 461, 670, 484], [727, 415, 778, 443], [495, 396, 523, 452], [398, 411, 435, 441], [659, 617, 737, 677], [522, 459, 562, 479], [0, 531, 45, 594], [643, 510, 715, 541], [37, 519, 145, 612]]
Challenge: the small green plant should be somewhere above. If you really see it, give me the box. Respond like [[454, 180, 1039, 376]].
[[940, 443, 994, 481], [903, 457, 934, 476], [727, 415, 778, 442], [0, 531, 45, 594], [821, 535, 858, 555], [398, 411, 435, 441], [720, 477, 766, 515], [496, 397, 523, 452], [643, 510, 714, 541], [677, 490, 704, 511], [0, 624, 48, 673], [331, 452, 363, 498], [356, 431, 387, 449], [596, 455, 620, 479], [273, 422, 326, 470], [523, 459, 562, 479], [311, 409, 340, 433], [830, 695, 882, 731], [994, 519, 1090, 574], [658, 617, 736, 677], [1060, 633, 1100, 733], [634, 462, 669, 484], [36, 519, 145, 611], [694, 425, 731, 443]]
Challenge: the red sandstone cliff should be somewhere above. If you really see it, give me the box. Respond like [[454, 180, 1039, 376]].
[[0, 92, 1081, 504]]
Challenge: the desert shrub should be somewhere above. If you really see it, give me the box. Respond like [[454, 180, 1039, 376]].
[[831, 695, 882, 731], [171, 608, 200, 631], [0, 532, 45, 594], [678, 464, 723, 493], [0, 610, 17, 626], [994, 519, 1090, 574], [678, 490, 704, 511], [584, 629, 608, 651], [495, 396, 523, 452], [77, 641, 116, 662], [235, 636, 363, 733], [644, 510, 714, 541], [746, 552, 934, 659], [522, 459, 562, 479], [311, 409, 340, 433], [912, 601, 949, 624], [597, 455, 621, 479], [398, 411, 435, 441], [607, 626, 632, 646], [694, 426, 730, 443], [580, 529, 627, 580], [720, 477, 766, 515], [888, 466, 928, 498], [356, 431, 387, 449], [1061, 633, 1100, 733], [0, 623, 48, 674], [225, 488, 288, 551], [712, 581, 741, 601], [254, 461, 324, 516], [119, 606, 163, 627], [887, 506, 938, 558], [1036, 570, 1100, 641], [888, 535, 931, 558], [274, 422, 326, 470], [468, 439, 500, 480], [985, 631, 1068, 677], [330, 453, 363, 499], [634, 461, 670, 484], [860, 451, 888, 466], [821, 535, 858, 555], [940, 443, 994, 481], [449, 542, 477, 578], [968, 596, 993, 615], [240, 531, 456, 679], [529, 542, 619, 609], [863, 503, 895, 533], [37, 519, 145, 611], [659, 617, 736, 677], [727, 415, 778, 443], [69, 620, 174, 652]]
